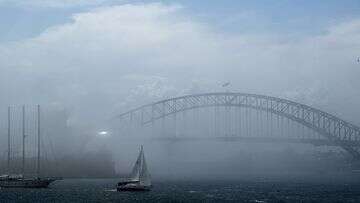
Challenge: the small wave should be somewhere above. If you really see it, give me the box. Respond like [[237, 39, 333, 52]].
[[105, 189, 117, 192], [252, 200, 266, 203], [205, 194, 215, 198]]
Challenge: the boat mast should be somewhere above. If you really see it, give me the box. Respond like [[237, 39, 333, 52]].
[[7, 106, 11, 174], [37, 105, 41, 178], [22, 105, 26, 175]]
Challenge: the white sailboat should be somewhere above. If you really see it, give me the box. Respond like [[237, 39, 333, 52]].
[[117, 146, 152, 191]]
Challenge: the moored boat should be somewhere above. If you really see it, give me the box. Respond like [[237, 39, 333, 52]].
[[0, 175, 57, 188], [0, 105, 60, 189]]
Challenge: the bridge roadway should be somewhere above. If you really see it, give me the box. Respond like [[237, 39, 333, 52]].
[[151, 136, 360, 147]]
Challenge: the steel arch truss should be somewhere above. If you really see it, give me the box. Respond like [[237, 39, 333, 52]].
[[115, 92, 360, 159]]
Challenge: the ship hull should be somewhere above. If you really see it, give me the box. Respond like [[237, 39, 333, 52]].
[[0, 178, 55, 188], [117, 181, 151, 191], [117, 184, 151, 191]]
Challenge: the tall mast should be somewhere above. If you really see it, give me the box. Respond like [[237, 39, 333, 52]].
[[37, 105, 41, 177], [7, 106, 11, 173], [22, 105, 26, 175]]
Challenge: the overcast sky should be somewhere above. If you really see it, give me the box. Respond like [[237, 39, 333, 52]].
[[0, 0, 360, 126]]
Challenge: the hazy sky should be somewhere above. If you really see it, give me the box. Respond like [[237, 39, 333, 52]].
[[0, 0, 360, 126], [1, 0, 360, 42]]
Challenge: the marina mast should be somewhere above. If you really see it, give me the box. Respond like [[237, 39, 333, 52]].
[[7, 106, 11, 174], [37, 105, 41, 177], [22, 105, 26, 175]]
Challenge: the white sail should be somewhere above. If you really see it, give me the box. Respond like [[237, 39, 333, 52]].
[[139, 147, 151, 186], [129, 147, 142, 181]]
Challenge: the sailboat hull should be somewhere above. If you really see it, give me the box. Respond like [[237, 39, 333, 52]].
[[0, 178, 56, 188], [117, 183, 151, 191]]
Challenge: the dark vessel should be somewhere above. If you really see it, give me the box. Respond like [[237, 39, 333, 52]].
[[0, 175, 57, 188], [117, 146, 152, 191], [0, 105, 60, 188]]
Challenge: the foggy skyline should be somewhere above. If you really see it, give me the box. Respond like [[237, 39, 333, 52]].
[[0, 1, 359, 192], [1, 2, 360, 202]]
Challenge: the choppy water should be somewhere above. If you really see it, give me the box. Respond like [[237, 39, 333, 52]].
[[0, 178, 359, 202]]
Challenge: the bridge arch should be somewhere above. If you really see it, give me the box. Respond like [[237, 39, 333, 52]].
[[114, 92, 360, 159]]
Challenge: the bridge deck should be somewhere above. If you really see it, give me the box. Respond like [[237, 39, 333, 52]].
[[152, 136, 360, 147]]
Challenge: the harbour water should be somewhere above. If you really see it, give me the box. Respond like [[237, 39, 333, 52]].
[[0, 178, 359, 202]]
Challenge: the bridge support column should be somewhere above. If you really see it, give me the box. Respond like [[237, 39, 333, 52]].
[[238, 107, 242, 136], [162, 103, 165, 137], [173, 113, 177, 137], [182, 110, 187, 137]]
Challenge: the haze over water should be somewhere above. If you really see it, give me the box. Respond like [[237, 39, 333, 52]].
[[0, 0, 360, 202]]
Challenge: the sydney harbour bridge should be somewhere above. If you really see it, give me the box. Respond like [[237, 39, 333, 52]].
[[113, 92, 360, 160]]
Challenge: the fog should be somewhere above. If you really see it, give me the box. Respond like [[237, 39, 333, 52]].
[[0, 2, 360, 180]]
